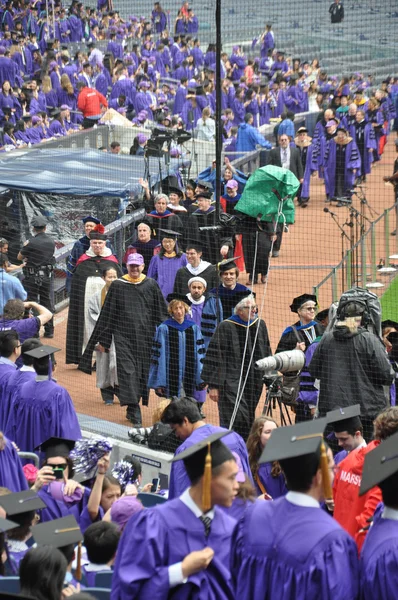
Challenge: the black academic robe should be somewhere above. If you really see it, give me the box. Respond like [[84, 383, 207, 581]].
[[201, 316, 271, 440], [276, 320, 324, 354], [173, 264, 219, 296], [185, 208, 233, 264], [146, 211, 184, 239], [79, 276, 168, 407], [65, 255, 122, 364]]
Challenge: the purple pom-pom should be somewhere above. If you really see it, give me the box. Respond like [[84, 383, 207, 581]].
[[111, 460, 139, 489], [70, 437, 113, 474]]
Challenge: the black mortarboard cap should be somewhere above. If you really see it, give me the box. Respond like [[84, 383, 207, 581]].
[[168, 186, 184, 197], [194, 191, 212, 201], [290, 293, 318, 313], [167, 292, 192, 306], [33, 515, 83, 548], [24, 345, 60, 359], [134, 218, 152, 230], [171, 431, 233, 473], [259, 418, 328, 464], [218, 258, 238, 272], [30, 215, 47, 228], [381, 320, 398, 331], [171, 430, 234, 510], [82, 215, 100, 225], [0, 491, 46, 517], [34, 436, 76, 459], [159, 228, 181, 239], [326, 405, 362, 433], [316, 308, 330, 322], [0, 516, 18, 533], [196, 179, 213, 191], [359, 430, 398, 496], [186, 178, 196, 190]]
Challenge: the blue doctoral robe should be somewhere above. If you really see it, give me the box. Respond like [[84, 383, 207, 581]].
[[0, 435, 28, 492], [148, 317, 205, 398], [5, 378, 81, 452], [168, 424, 252, 500], [231, 496, 360, 600], [111, 498, 236, 600], [360, 508, 398, 599]]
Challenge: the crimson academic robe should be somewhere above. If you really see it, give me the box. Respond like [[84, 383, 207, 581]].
[[231, 497, 359, 599], [360, 508, 398, 600], [65, 254, 121, 364], [168, 424, 252, 500], [111, 499, 236, 600]]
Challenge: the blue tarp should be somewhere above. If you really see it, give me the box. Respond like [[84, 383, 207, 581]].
[[0, 148, 186, 197]]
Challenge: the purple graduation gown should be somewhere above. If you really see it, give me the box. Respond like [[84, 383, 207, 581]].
[[231, 497, 359, 600], [111, 499, 236, 600], [360, 511, 398, 599], [5, 378, 81, 452], [323, 138, 361, 198], [0, 363, 17, 427], [254, 462, 287, 499], [0, 435, 28, 492], [168, 424, 252, 500], [38, 485, 91, 526], [147, 254, 188, 299], [1, 369, 35, 432]]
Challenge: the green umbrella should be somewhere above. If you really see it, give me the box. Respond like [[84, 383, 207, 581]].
[[234, 165, 299, 223]]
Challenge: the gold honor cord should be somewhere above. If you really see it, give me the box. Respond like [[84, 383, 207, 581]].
[[202, 442, 212, 513], [290, 433, 333, 502]]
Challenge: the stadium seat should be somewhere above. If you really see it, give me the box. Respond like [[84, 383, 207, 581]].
[[95, 571, 113, 588], [137, 492, 167, 507], [0, 577, 21, 593], [84, 587, 111, 600]]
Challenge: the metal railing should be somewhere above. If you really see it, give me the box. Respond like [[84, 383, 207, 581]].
[[313, 202, 398, 307]]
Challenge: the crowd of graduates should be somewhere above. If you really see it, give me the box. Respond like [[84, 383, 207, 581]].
[[1, 1, 398, 598], [0, 0, 396, 166]]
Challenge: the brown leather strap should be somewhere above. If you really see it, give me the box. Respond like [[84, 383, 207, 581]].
[[255, 474, 267, 495]]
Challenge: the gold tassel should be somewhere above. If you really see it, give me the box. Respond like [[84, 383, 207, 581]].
[[202, 442, 212, 513], [320, 441, 333, 502], [75, 542, 82, 582]]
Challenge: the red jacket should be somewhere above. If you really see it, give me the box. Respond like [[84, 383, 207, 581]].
[[77, 87, 108, 117], [333, 440, 382, 552]]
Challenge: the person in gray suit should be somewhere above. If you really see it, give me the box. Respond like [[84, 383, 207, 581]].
[[267, 134, 304, 256]]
